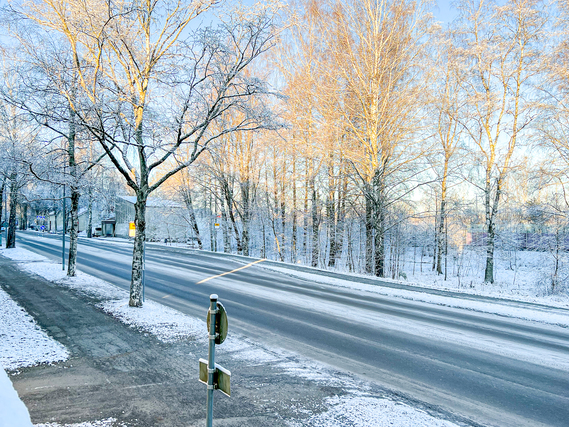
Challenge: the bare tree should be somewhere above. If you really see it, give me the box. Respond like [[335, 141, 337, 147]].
[[455, 0, 547, 283], [322, 0, 435, 276], [431, 34, 464, 275], [11, 0, 279, 306]]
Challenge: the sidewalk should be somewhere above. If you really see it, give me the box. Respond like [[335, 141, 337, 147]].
[[0, 252, 472, 427]]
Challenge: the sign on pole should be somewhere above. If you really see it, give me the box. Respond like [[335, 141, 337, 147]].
[[129, 221, 136, 238], [199, 359, 231, 397], [206, 301, 228, 344], [200, 294, 231, 427]]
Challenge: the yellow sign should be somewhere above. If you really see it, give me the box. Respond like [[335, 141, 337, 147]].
[[129, 222, 136, 238], [129, 222, 136, 230]]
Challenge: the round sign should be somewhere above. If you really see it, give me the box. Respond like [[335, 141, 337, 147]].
[[206, 301, 228, 345]]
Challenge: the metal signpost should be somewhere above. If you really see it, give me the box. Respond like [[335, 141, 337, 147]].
[[200, 294, 230, 427], [62, 188, 66, 270]]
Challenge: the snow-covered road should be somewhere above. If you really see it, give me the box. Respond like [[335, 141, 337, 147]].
[[14, 232, 569, 427]]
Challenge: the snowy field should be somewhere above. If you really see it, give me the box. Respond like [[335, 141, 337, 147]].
[[393, 247, 569, 304], [0, 246, 465, 427]]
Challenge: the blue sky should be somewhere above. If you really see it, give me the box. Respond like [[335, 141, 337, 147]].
[[433, 0, 460, 25]]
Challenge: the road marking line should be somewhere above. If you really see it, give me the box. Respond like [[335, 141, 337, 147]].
[[197, 259, 266, 284]]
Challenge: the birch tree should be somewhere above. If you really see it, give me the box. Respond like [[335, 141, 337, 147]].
[[431, 35, 464, 275], [0, 62, 39, 249], [455, 0, 547, 283], [538, 1, 569, 190], [323, 0, 434, 276], [0, 24, 108, 276], [11, 0, 278, 306]]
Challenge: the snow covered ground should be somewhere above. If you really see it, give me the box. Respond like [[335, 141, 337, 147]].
[[261, 264, 569, 328], [0, 368, 34, 427], [0, 246, 467, 427], [390, 246, 569, 305], [0, 284, 68, 370]]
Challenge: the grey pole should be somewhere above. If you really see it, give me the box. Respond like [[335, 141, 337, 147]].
[[206, 294, 218, 427], [62, 185, 66, 270], [142, 240, 146, 302]]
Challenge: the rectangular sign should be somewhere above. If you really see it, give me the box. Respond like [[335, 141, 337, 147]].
[[129, 222, 136, 237], [199, 358, 231, 397], [199, 358, 207, 384]]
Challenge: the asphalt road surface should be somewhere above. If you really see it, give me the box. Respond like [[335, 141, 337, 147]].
[[14, 231, 569, 427]]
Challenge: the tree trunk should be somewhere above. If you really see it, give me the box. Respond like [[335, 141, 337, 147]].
[[310, 178, 319, 267], [87, 187, 93, 238], [291, 161, 297, 263], [436, 199, 445, 275], [373, 205, 385, 277], [484, 179, 501, 284], [335, 171, 347, 267], [261, 219, 266, 259], [302, 169, 309, 263], [6, 176, 18, 249], [280, 179, 286, 262], [484, 218, 496, 283], [433, 200, 438, 272], [365, 192, 373, 274], [327, 169, 337, 268], [20, 204, 28, 230], [0, 178, 5, 229], [182, 188, 202, 249], [220, 196, 231, 253], [129, 194, 147, 307], [209, 193, 216, 252], [67, 105, 80, 277], [240, 180, 251, 257], [67, 188, 80, 276], [223, 180, 243, 254], [372, 169, 386, 277]]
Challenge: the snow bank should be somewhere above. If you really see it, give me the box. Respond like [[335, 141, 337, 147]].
[[18, 254, 204, 343], [35, 418, 127, 427], [0, 285, 67, 427], [0, 247, 48, 262], [98, 299, 206, 343], [287, 393, 458, 427], [20, 262, 126, 301], [0, 369, 33, 427], [262, 265, 569, 327], [0, 288, 69, 370]]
